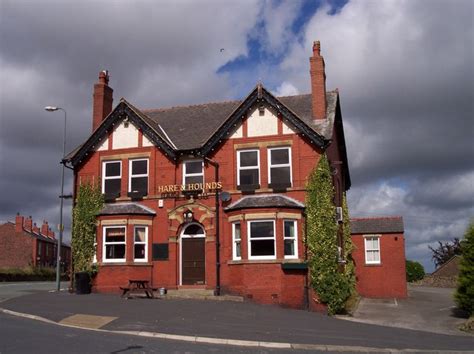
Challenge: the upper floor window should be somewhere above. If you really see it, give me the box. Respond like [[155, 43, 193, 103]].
[[129, 159, 148, 196], [183, 160, 204, 185], [237, 149, 260, 189], [103, 226, 126, 262], [268, 147, 292, 188], [232, 222, 241, 261], [248, 220, 275, 260], [134, 226, 148, 262], [283, 220, 298, 259], [102, 161, 121, 199], [364, 236, 381, 264]]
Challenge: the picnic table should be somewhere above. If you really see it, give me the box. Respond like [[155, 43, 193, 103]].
[[120, 279, 157, 299]]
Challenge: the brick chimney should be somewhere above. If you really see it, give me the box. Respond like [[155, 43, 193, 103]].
[[309, 41, 327, 120], [24, 216, 33, 232], [41, 220, 49, 237], [33, 223, 39, 234], [15, 213, 24, 233], [92, 70, 113, 132]]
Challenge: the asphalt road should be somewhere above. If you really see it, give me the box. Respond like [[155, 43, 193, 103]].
[[0, 312, 312, 354], [0, 281, 57, 302]]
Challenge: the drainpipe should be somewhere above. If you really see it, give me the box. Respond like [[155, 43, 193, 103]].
[[204, 157, 221, 296], [303, 210, 309, 310]]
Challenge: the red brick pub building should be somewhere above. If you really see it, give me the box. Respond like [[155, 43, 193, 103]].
[[66, 42, 351, 309]]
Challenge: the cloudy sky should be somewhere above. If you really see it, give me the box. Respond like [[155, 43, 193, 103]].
[[0, 0, 472, 272]]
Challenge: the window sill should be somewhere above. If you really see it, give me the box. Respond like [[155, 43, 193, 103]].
[[364, 263, 382, 267], [228, 258, 303, 265], [99, 262, 152, 267]]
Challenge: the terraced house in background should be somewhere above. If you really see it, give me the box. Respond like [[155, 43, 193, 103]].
[[65, 42, 403, 308]]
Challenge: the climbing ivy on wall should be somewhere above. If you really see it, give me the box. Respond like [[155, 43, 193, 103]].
[[306, 154, 354, 315], [71, 182, 104, 274], [342, 192, 356, 297]]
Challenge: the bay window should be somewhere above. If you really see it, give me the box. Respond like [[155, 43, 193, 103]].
[[284, 220, 298, 259], [232, 222, 241, 260], [102, 161, 121, 199], [268, 147, 292, 188], [248, 220, 275, 259], [237, 149, 260, 189], [134, 226, 148, 262], [103, 226, 126, 262]]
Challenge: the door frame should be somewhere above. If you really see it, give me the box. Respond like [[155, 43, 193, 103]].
[[179, 222, 206, 286]]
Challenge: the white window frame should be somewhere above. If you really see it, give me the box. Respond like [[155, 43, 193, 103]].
[[232, 222, 242, 261], [133, 225, 148, 262], [182, 159, 204, 186], [268, 147, 292, 186], [128, 158, 149, 193], [237, 149, 260, 186], [364, 235, 381, 264], [102, 160, 122, 194], [247, 219, 276, 260], [283, 220, 298, 259], [102, 226, 126, 263]]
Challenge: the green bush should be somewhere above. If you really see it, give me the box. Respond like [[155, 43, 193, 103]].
[[455, 221, 474, 316], [0, 266, 67, 282], [406, 260, 425, 282]]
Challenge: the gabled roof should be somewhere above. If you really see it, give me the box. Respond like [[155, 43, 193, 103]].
[[225, 194, 305, 211], [66, 84, 340, 170], [66, 99, 178, 166], [350, 217, 404, 234]]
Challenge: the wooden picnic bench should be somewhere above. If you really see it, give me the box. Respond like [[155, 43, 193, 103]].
[[120, 279, 157, 299]]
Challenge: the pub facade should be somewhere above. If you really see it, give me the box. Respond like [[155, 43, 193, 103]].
[[66, 41, 351, 308]]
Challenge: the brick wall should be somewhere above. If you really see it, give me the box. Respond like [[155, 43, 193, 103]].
[[351, 233, 407, 298], [0, 223, 34, 268]]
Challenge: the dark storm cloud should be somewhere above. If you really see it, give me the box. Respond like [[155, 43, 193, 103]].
[[0, 0, 261, 241]]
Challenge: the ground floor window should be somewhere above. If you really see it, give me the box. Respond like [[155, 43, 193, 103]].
[[248, 220, 275, 259], [134, 226, 148, 261], [232, 223, 241, 260], [103, 226, 126, 262], [364, 236, 381, 264], [284, 220, 298, 259]]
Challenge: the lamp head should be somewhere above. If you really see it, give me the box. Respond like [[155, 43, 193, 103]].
[[44, 106, 59, 112]]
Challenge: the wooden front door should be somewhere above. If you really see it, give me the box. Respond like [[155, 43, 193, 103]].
[[181, 223, 205, 285]]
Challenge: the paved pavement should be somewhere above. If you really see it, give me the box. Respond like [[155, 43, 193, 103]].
[[348, 285, 468, 336], [1, 290, 473, 352], [0, 281, 57, 302]]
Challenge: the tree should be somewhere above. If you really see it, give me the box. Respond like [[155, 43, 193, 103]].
[[429, 238, 462, 268], [406, 260, 425, 282], [306, 154, 353, 315], [455, 221, 474, 316], [71, 182, 104, 275]]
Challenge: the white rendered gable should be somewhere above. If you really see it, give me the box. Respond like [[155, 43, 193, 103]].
[[247, 107, 278, 137], [112, 120, 139, 149]]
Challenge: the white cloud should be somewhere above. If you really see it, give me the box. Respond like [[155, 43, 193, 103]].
[[273, 81, 299, 96]]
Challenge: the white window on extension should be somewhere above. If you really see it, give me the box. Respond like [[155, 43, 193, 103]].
[[364, 235, 381, 264]]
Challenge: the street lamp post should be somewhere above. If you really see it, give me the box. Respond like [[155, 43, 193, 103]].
[[45, 106, 67, 292]]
